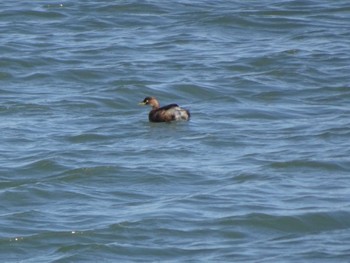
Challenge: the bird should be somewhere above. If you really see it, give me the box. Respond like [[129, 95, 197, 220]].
[[139, 96, 190, 122]]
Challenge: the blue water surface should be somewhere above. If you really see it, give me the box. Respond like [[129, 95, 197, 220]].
[[1, 1, 350, 262]]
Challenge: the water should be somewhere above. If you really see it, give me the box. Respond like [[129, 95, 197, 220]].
[[1, 1, 350, 262]]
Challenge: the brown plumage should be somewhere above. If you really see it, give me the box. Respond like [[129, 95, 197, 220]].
[[139, 97, 190, 122]]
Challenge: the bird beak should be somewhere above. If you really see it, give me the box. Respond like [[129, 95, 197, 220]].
[[138, 102, 146, 105]]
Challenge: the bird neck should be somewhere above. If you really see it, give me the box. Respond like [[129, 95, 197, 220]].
[[150, 100, 160, 109]]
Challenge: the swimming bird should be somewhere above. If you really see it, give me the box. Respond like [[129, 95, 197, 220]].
[[139, 97, 190, 122]]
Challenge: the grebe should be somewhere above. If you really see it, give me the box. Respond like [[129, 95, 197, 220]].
[[139, 97, 190, 122]]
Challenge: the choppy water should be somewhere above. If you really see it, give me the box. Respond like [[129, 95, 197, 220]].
[[1, 1, 350, 262]]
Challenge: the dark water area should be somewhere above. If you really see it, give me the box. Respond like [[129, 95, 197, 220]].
[[1, 1, 350, 262]]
